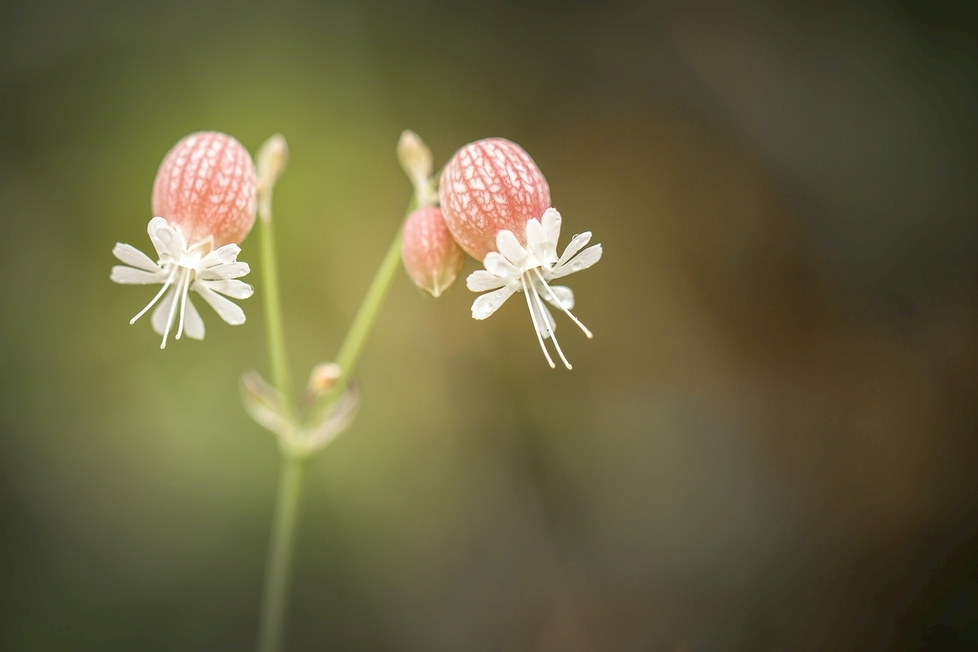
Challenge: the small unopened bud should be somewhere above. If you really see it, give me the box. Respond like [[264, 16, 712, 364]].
[[398, 130, 436, 206], [401, 206, 465, 297], [308, 362, 342, 393], [398, 130, 432, 183], [257, 134, 289, 190], [256, 134, 289, 221]]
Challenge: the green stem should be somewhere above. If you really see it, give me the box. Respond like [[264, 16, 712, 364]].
[[256, 454, 308, 652], [334, 225, 404, 384], [255, 201, 407, 652], [260, 209, 294, 411]]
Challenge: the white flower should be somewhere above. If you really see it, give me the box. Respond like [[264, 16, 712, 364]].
[[111, 217, 254, 348], [466, 208, 602, 369]]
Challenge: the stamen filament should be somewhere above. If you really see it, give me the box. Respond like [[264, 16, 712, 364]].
[[533, 268, 593, 338], [160, 269, 186, 349], [532, 285, 572, 369], [176, 268, 192, 340], [521, 275, 555, 369], [130, 268, 177, 325]]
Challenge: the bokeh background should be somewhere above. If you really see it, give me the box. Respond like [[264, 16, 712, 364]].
[[1, 0, 977, 650]]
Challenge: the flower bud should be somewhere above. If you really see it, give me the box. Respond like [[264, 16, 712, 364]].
[[397, 129, 433, 188], [152, 131, 257, 247], [308, 362, 342, 393], [256, 133, 289, 197], [401, 206, 465, 297], [438, 138, 550, 261]]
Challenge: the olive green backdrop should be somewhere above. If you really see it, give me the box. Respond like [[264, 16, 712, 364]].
[[1, 0, 976, 650]]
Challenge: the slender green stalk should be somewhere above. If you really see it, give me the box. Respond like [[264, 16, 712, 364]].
[[255, 199, 407, 652], [256, 454, 308, 652], [260, 209, 294, 411], [256, 187, 301, 652], [334, 227, 404, 384]]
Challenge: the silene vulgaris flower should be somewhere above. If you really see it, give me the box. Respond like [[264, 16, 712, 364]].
[[111, 131, 258, 348], [439, 138, 602, 369]]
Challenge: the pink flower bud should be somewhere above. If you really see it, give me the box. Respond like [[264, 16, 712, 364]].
[[401, 206, 465, 297], [151, 131, 258, 248], [438, 138, 551, 261]]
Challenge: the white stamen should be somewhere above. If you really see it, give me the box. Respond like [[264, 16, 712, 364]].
[[533, 268, 593, 338], [113, 217, 253, 347], [130, 269, 177, 324], [532, 285, 572, 369], [175, 267, 193, 340], [160, 270, 186, 349], [521, 275, 555, 369]]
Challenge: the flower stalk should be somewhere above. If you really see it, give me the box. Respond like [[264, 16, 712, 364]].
[[253, 133, 410, 651], [259, 210, 294, 412], [256, 454, 308, 652], [334, 219, 406, 386]]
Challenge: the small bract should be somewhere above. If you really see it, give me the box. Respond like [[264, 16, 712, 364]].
[[111, 131, 257, 348]]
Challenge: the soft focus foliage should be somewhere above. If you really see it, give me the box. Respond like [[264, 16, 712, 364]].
[[1, 1, 976, 650]]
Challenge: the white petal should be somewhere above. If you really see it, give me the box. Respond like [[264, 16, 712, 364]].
[[198, 262, 250, 280], [541, 208, 562, 259], [525, 218, 547, 261], [556, 232, 592, 269], [147, 217, 186, 261], [542, 284, 575, 310], [495, 230, 528, 267], [467, 270, 509, 292], [182, 296, 205, 340], [151, 288, 176, 335], [199, 243, 241, 268], [111, 266, 165, 285], [483, 252, 520, 279], [551, 243, 602, 279], [471, 283, 518, 320], [198, 279, 254, 300], [194, 283, 246, 325], [112, 243, 161, 272]]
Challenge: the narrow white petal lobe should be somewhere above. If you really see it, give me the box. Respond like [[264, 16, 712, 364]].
[[556, 232, 592, 268], [495, 230, 528, 267], [112, 243, 161, 272], [182, 297, 206, 340], [195, 284, 246, 325], [467, 270, 509, 292], [111, 266, 164, 285], [198, 279, 254, 300], [471, 284, 518, 319], [551, 243, 602, 279]]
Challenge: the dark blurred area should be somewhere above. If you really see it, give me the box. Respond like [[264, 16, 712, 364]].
[[1, 0, 976, 649]]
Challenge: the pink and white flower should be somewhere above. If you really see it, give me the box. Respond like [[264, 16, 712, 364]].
[[111, 131, 257, 348], [439, 138, 602, 368]]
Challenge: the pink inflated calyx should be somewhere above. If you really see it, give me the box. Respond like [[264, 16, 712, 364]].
[[151, 131, 257, 248], [401, 206, 465, 297], [438, 138, 551, 262]]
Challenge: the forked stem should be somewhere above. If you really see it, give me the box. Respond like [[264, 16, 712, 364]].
[[255, 200, 409, 652]]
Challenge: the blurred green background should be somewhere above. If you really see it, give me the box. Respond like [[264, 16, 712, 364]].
[[1, 0, 977, 650]]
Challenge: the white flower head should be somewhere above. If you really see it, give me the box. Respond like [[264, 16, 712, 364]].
[[466, 208, 602, 369], [111, 217, 253, 348]]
